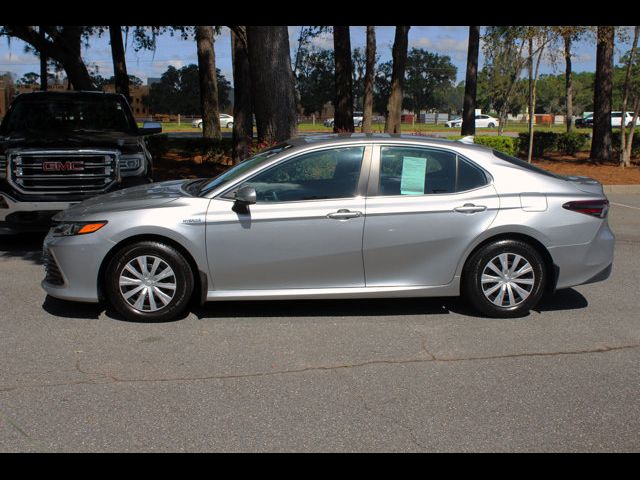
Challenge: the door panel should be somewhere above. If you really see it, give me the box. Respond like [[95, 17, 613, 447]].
[[363, 144, 499, 287], [206, 198, 366, 290]]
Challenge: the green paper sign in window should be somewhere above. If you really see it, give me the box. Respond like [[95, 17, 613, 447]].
[[400, 156, 427, 195]]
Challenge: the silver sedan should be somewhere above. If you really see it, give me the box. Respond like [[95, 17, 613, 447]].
[[42, 134, 614, 322]]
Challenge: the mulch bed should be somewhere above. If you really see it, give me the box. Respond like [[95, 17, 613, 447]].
[[533, 152, 640, 185]]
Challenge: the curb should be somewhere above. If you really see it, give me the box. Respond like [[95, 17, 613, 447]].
[[603, 185, 640, 194]]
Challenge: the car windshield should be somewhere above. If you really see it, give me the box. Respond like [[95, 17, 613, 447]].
[[1, 95, 137, 134], [193, 143, 293, 196]]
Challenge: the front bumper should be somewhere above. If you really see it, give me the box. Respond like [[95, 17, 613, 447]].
[[41, 229, 115, 303], [0, 192, 78, 234]]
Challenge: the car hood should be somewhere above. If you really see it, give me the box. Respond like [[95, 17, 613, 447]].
[[54, 179, 193, 220]]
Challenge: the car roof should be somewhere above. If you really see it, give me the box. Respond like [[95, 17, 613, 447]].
[[285, 133, 491, 154], [13, 90, 125, 101]]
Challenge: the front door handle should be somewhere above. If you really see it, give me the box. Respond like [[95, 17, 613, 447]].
[[454, 203, 487, 214], [327, 209, 362, 220]]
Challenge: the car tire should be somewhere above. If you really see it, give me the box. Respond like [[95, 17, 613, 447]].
[[462, 239, 546, 318], [488, 122, 496, 128], [104, 241, 194, 322], [227, 122, 233, 129]]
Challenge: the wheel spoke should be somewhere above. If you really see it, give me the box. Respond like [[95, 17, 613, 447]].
[[148, 288, 158, 311], [133, 287, 148, 310], [493, 284, 507, 306], [123, 285, 145, 300], [481, 274, 501, 284], [498, 254, 509, 273], [153, 286, 172, 305], [512, 264, 533, 278], [484, 282, 503, 296], [154, 267, 175, 282], [506, 283, 515, 306], [119, 276, 143, 287], [513, 278, 535, 286], [509, 255, 523, 275], [511, 282, 531, 299], [136, 256, 149, 276], [486, 261, 503, 277], [149, 257, 161, 277], [124, 264, 144, 280]]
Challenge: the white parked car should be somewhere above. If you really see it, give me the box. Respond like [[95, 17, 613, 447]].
[[324, 112, 364, 128], [445, 114, 500, 129], [192, 114, 234, 129], [611, 111, 640, 128]]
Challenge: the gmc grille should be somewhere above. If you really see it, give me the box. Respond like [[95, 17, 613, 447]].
[[8, 150, 119, 195], [0, 155, 6, 179]]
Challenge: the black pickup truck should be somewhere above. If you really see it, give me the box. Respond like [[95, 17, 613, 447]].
[[0, 91, 161, 233]]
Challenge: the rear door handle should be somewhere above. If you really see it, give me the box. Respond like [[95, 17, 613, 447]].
[[327, 209, 362, 220], [454, 203, 487, 214]]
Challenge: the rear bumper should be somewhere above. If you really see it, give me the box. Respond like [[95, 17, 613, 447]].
[[549, 221, 615, 289]]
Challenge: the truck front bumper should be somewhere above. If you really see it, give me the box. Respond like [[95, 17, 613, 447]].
[[0, 192, 78, 234]]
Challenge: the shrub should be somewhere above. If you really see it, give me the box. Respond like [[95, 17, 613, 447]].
[[445, 135, 518, 156], [612, 130, 640, 158], [472, 136, 518, 156], [518, 131, 559, 157], [555, 132, 591, 156]]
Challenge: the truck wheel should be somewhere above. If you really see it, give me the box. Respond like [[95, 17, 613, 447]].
[[105, 241, 194, 322], [462, 239, 546, 318]]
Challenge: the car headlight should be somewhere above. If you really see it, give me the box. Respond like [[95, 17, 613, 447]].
[[51, 221, 108, 237], [119, 154, 144, 172]]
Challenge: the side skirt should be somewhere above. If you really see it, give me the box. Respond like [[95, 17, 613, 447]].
[[206, 278, 460, 301]]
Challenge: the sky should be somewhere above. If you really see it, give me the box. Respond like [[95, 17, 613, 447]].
[[0, 26, 636, 86]]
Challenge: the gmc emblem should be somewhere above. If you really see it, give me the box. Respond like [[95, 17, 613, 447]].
[[42, 161, 85, 172]]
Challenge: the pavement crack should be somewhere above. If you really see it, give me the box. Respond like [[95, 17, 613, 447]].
[[1, 343, 639, 392]]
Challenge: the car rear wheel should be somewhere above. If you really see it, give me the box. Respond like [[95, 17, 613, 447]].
[[104, 241, 194, 322], [227, 122, 233, 129], [488, 122, 496, 128], [463, 239, 546, 318]]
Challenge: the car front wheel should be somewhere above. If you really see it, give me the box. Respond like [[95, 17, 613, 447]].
[[463, 239, 546, 318], [104, 241, 194, 322]]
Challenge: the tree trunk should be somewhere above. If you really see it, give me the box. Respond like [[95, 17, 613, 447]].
[[461, 26, 480, 136], [230, 27, 253, 163], [625, 97, 640, 164], [109, 26, 130, 101], [564, 33, 574, 132], [361, 26, 376, 133], [590, 26, 615, 163], [195, 26, 221, 141], [39, 26, 47, 91], [527, 35, 547, 163], [333, 26, 354, 132], [385, 26, 410, 134], [620, 26, 639, 168], [247, 26, 298, 144]]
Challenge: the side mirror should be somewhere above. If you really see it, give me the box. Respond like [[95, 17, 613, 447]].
[[232, 186, 256, 214], [138, 121, 163, 135]]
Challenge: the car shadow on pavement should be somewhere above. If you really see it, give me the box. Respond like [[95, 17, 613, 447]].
[[41, 289, 589, 323], [0, 233, 46, 265]]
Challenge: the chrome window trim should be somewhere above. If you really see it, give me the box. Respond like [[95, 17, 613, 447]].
[[211, 143, 374, 204], [367, 143, 494, 198]]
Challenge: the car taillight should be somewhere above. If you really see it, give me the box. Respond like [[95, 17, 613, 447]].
[[562, 199, 609, 218]]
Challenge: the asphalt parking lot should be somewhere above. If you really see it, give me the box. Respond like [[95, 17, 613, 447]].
[[0, 194, 638, 452]]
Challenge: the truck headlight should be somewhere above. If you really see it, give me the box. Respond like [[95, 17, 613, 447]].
[[119, 154, 144, 172], [51, 221, 108, 237]]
